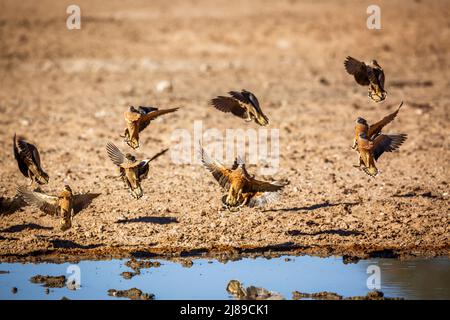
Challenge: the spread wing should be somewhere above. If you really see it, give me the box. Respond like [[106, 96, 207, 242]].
[[13, 134, 29, 177], [245, 178, 287, 193], [247, 191, 281, 208], [211, 96, 247, 118], [17, 186, 58, 215], [344, 56, 370, 86], [106, 142, 125, 166], [240, 90, 264, 114], [139, 107, 179, 132], [16, 136, 42, 167], [368, 101, 403, 138], [372, 134, 407, 161], [378, 69, 385, 88], [229, 90, 250, 105], [137, 160, 150, 180], [199, 146, 233, 190], [28, 143, 41, 168], [73, 193, 100, 214], [136, 148, 168, 179], [368, 66, 385, 89], [136, 106, 158, 115], [149, 148, 169, 162]]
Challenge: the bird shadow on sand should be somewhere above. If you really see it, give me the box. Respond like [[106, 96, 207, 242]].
[[50, 239, 102, 250], [73, 193, 101, 216], [287, 229, 363, 237], [1, 223, 52, 233], [392, 191, 440, 199], [264, 201, 360, 213], [116, 216, 178, 225]]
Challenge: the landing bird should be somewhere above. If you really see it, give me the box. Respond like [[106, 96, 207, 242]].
[[199, 146, 286, 209], [13, 134, 49, 186], [355, 132, 407, 177], [211, 90, 269, 126], [344, 56, 387, 103], [106, 142, 168, 199], [17, 185, 100, 231], [352, 101, 404, 150], [122, 106, 179, 149]]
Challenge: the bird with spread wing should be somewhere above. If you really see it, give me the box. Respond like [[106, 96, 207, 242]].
[[355, 132, 407, 177], [352, 101, 407, 177], [352, 101, 404, 150], [199, 145, 287, 210], [17, 185, 100, 231], [211, 90, 269, 126], [344, 56, 387, 103], [122, 106, 179, 149], [13, 134, 49, 186], [106, 142, 168, 199]]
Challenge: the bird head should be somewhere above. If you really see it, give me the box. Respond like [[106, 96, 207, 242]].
[[125, 153, 136, 162], [63, 185, 73, 193], [356, 117, 367, 125], [371, 60, 381, 69]]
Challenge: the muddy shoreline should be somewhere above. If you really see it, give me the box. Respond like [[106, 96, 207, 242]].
[[1, 242, 448, 264]]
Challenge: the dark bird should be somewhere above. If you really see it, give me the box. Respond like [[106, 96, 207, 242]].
[[199, 146, 286, 209], [17, 185, 100, 231], [352, 101, 404, 150], [106, 142, 168, 199], [355, 132, 407, 177], [13, 134, 49, 186], [211, 90, 269, 126], [344, 56, 387, 103], [122, 106, 179, 149]]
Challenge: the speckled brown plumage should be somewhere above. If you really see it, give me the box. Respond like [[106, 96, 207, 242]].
[[211, 90, 269, 126], [344, 56, 387, 103], [122, 106, 179, 149], [199, 146, 286, 209]]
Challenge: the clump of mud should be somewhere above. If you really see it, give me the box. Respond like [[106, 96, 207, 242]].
[[30, 275, 66, 288], [121, 258, 161, 279], [107, 288, 154, 300], [292, 291, 343, 300], [292, 290, 403, 300], [121, 271, 137, 280], [180, 259, 193, 268], [347, 290, 403, 300], [342, 255, 360, 265], [226, 280, 284, 300], [125, 258, 161, 271]]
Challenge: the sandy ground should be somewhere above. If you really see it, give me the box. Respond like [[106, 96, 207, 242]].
[[0, 0, 449, 262]]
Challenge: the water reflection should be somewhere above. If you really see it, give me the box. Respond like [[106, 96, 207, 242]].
[[0, 256, 448, 300], [359, 258, 450, 299]]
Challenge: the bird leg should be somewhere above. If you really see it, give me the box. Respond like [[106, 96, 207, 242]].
[[244, 110, 253, 122], [119, 128, 128, 139], [353, 156, 363, 168]]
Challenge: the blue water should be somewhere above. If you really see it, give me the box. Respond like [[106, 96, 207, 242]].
[[0, 256, 448, 300]]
